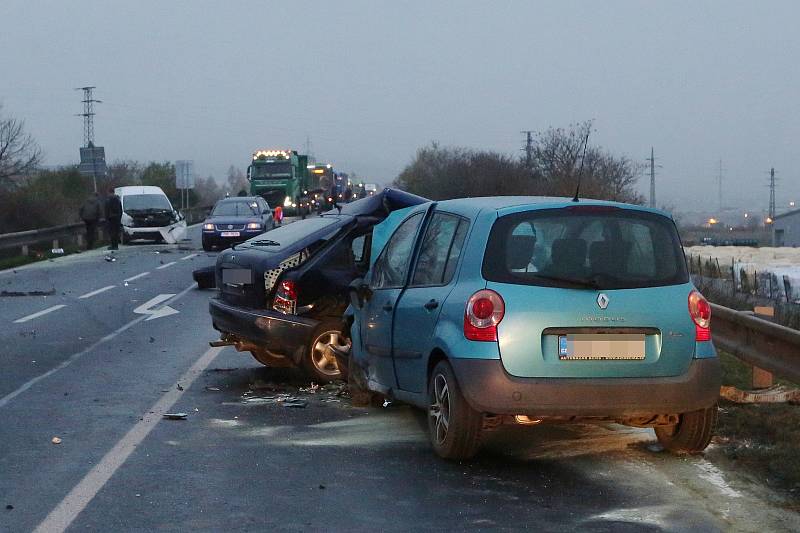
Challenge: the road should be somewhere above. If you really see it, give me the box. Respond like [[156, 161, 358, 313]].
[[0, 225, 798, 532]]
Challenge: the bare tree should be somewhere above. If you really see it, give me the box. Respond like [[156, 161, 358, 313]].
[[226, 165, 248, 195], [0, 106, 42, 186]]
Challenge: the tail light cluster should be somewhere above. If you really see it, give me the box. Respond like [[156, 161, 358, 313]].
[[688, 290, 711, 341], [464, 289, 505, 341], [273, 279, 298, 314]]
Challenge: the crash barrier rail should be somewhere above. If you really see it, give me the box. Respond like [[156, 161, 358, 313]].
[[711, 302, 800, 387], [0, 205, 212, 256]]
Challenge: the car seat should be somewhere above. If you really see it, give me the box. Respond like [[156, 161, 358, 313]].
[[548, 238, 587, 277]]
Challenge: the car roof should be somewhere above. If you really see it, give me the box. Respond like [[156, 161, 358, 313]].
[[433, 196, 672, 219], [217, 196, 261, 203], [115, 186, 167, 197]]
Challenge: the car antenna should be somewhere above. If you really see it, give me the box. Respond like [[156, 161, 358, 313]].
[[571, 125, 592, 203]]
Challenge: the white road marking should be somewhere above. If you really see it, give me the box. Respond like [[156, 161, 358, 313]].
[[13, 304, 67, 324], [0, 283, 196, 409], [132, 293, 180, 321], [33, 345, 224, 533], [78, 285, 115, 299], [123, 272, 149, 282], [156, 261, 176, 270], [180, 253, 198, 261]]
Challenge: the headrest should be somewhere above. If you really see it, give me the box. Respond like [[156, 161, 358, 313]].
[[506, 235, 536, 270]]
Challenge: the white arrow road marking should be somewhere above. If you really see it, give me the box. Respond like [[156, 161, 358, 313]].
[[180, 253, 198, 261], [123, 272, 149, 282], [156, 261, 176, 270], [133, 293, 180, 321], [78, 285, 115, 299], [13, 304, 67, 324]]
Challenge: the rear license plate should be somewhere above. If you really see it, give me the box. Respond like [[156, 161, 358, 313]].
[[222, 268, 252, 285], [558, 334, 645, 360], [220, 231, 240, 237]]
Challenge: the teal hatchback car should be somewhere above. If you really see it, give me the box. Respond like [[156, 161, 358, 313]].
[[344, 197, 720, 460]]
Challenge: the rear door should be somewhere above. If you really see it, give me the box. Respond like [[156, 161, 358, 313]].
[[393, 212, 469, 393], [361, 211, 425, 388], [482, 205, 696, 378]]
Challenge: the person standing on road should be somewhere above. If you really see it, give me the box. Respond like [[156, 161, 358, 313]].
[[79, 192, 102, 250], [105, 187, 123, 250]]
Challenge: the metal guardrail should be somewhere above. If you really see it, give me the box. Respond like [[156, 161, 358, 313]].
[[711, 302, 800, 384], [0, 205, 212, 255]]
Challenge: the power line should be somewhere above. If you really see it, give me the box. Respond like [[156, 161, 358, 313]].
[[716, 159, 727, 214], [75, 86, 101, 147], [645, 147, 662, 209], [769, 167, 777, 220]]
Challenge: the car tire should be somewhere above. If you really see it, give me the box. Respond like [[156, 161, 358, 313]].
[[654, 404, 718, 454], [347, 351, 380, 407], [202, 237, 213, 252], [303, 320, 350, 383], [427, 360, 483, 460], [121, 232, 130, 245]]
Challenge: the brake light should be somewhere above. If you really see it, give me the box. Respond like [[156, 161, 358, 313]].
[[273, 279, 298, 314], [688, 290, 711, 341], [464, 289, 505, 341]]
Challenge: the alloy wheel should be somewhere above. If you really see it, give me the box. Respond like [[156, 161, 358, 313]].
[[429, 373, 451, 445], [311, 331, 350, 377]]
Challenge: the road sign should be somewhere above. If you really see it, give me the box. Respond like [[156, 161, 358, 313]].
[[78, 146, 107, 177], [175, 160, 195, 189]]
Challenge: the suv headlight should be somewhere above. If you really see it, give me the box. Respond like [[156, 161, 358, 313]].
[[246, 222, 261, 230], [203, 223, 215, 231], [283, 196, 292, 207]]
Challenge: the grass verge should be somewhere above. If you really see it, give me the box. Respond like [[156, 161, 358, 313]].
[[712, 352, 800, 496]]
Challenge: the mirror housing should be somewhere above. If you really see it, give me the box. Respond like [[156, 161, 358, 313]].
[[348, 278, 371, 308]]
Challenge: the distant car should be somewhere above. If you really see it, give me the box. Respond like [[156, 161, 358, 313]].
[[202, 197, 275, 251], [343, 197, 720, 460], [207, 189, 427, 382], [117, 186, 187, 244]]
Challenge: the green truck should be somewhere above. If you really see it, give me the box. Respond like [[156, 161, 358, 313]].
[[247, 149, 309, 215]]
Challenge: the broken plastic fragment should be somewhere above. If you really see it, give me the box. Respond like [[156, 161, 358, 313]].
[[163, 413, 188, 420], [51, 437, 62, 444]]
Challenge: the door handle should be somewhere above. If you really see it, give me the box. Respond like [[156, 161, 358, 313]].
[[424, 299, 439, 311], [382, 303, 393, 312]]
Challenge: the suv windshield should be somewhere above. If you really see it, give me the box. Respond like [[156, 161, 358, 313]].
[[212, 201, 259, 216], [482, 207, 688, 289], [123, 194, 172, 211]]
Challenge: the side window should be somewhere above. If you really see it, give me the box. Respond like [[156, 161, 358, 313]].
[[442, 219, 468, 284], [371, 212, 424, 289], [411, 213, 463, 286]]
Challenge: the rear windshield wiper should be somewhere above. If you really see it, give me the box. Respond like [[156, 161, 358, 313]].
[[250, 239, 280, 246], [529, 273, 600, 289]]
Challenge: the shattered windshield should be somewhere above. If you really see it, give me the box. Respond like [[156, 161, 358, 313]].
[[212, 201, 259, 217], [122, 194, 172, 212]]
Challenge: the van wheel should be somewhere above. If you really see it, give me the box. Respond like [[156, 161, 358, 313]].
[[121, 233, 130, 245], [304, 321, 350, 383], [655, 404, 717, 453], [428, 360, 482, 460]]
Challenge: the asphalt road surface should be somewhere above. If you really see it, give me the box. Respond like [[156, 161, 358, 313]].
[[0, 225, 798, 532]]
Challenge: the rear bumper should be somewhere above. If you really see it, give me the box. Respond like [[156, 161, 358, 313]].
[[209, 297, 318, 358], [450, 357, 720, 417]]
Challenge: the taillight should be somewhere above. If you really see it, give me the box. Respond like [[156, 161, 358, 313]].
[[464, 289, 505, 341], [688, 290, 711, 341], [273, 279, 298, 314]]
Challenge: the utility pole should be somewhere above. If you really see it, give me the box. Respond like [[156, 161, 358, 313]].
[[769, 167, 776, 220], [75, 86, 102, 192], [646, 147, 657, 208], [717, 159, 726, 214], [521, 130, 534, 168]]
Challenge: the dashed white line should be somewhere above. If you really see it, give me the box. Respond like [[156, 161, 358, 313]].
[[33, 345, 224, 533], [156, 261, 176, 270], [123, 272, 149, 282], [78, 285, 115, 299], [180, 253, 198, 261], [13, 304, 67, 324]]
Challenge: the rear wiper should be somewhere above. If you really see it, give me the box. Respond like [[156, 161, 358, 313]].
[[530, 273, 600, 289], [250, 239, 280, 246]]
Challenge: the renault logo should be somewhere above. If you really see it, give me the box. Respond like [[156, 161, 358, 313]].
[[597, 293, 609, 310]]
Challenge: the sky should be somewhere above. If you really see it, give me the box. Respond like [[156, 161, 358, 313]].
[[1, 0, 799, 216]]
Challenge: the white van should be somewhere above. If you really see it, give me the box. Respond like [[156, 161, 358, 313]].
[[115, 186, 187, 244]]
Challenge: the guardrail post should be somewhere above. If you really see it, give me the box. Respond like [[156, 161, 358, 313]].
[[77, 233, 84, 247], [21, 244, 29, 256], [752, 306, 776, 389], [52, 239, 59, 250]]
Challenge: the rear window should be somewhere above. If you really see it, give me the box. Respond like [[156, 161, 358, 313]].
[[482, 207, 688, 289], [241, 216, 342, 252]]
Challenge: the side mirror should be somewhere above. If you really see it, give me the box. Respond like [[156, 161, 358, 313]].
[[348, 278, 371, 308]]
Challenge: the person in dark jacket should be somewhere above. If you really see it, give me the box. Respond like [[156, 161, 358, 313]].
[[105, 188, 123, 250], [79, 192, 102, 250]]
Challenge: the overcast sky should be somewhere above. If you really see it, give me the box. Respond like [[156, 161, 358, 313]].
[[2, 1, 799, 215]]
